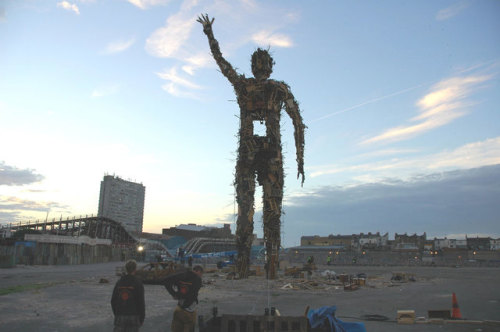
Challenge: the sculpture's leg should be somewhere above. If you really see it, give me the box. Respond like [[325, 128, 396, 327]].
[[262, 163, 284, 280], [235, 163, 255, 278]]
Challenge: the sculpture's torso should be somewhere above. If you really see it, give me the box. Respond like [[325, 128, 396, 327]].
[[234, 78, 288, 147]]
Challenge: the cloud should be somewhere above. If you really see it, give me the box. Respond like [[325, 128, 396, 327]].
[[251, 30, 294, 48], [281, 165, 500, 246], [427, 137, 500, 169], [355, 148, 420, 160], [57, 1, 80, 15], [310, 136, 500, 179], [215, 213, 236, 224], [361, 74, 493, 145], [104, 37, 136, 54], [145, 0, 299, 98], [157, 66, 203, 99], [157, 67, 202, 89], [0, 196, 70, 224], [127, 0, 171, 10], [145, 11, 197, 58], [0, 211, 21, 223], [181, 53, 212, 75], [0, 162, 44, 186], [436, 1, 469, 21], [91, 84, 120, 98], [0, 196, 56, 212]]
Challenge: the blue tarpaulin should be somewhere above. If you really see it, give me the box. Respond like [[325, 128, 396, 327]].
[[307, 306, 366, 332]]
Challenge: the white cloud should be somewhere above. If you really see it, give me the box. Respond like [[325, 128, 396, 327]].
[[251, 30, 294, 48], [91, 84, 120, 98], [57, 1, 80, 15], [310, 137, 500, 179], [145, 12, 196, 58], [436, 1, 469, 21], [144, 0, 300, 98], [0, 162, 44, 186], [182, 53, 212, 75], [355, 148, 420, 160], [361, 74, 492, 145], [104, 37, 136, 54], [182, 65, 196, 76], [157, 66, 202, 98], [127, 0, 171, 10], [157, 67, 202, 90], [427, 137, 500, 169]]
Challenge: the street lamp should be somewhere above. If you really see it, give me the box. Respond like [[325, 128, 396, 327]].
[[137, 245, 144, 252]]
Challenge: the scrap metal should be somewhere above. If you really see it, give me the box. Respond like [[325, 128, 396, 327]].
[[123, 261, 188, 285], [198, 14, 306, 279]]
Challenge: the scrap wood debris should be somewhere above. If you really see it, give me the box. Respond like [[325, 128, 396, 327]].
[[278, 278, 346, 291]]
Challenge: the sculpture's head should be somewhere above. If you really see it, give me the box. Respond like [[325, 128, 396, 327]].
[[251, 48, 274, 80]]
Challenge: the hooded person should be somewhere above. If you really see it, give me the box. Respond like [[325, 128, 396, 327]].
[[111, 260, 145, 331]]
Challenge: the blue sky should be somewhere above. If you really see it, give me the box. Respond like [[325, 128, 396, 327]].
[[1, 0, 499, 247]]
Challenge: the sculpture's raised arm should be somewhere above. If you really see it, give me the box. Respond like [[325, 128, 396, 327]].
[[283, 85, 306, 186], [197, 14, 239, 85]]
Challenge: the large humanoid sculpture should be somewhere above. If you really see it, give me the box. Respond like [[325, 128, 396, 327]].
[[198, 15, 305, 279]]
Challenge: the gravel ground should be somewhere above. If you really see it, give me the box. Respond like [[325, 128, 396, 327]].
[[1, 263, 499, 331]]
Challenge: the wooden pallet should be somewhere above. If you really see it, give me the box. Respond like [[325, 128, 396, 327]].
[[220, 314, 308, 332]]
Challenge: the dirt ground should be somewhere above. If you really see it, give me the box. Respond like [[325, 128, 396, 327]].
[[1, 262, 499, 331]]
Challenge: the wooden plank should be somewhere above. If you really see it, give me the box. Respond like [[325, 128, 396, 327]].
[[221, 314, 307, 332]]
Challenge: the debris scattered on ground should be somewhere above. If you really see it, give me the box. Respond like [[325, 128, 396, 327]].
[[200, 267, 423, 292]]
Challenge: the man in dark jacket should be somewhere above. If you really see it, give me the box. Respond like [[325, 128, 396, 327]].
[[111, 260, 145, 332], [164, 265, 203, 332]]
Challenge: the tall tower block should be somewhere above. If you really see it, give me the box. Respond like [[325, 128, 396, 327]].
[[98, 175, 145, 235]]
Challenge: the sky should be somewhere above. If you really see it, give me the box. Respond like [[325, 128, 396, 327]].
[[1, 0, 499, 247]]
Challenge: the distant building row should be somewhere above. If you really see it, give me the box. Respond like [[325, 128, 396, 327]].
[[301, 232, 500, 251]]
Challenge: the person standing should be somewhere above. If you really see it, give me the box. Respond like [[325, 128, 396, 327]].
[[111, 260, 145, 332], [164, 265, 204, 332]]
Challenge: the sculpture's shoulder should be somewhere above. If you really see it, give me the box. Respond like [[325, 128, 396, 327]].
[[233, 74, 250, 91], [270, 79, 292, 96], [264, 79, 287, 89], [236, 78, 291, 98]]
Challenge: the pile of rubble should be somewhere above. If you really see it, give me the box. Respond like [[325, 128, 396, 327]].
[[202, 265, 425, 293]]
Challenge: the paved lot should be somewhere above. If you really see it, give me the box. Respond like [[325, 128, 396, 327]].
[[1, 263, 499, 331]]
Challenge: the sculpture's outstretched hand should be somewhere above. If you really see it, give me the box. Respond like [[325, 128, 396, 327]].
[[297, 166, 305, 187], [197, 14, 214, 34]]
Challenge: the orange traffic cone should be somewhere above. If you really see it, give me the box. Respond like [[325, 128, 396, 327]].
[[451, 292, 462, 319]]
